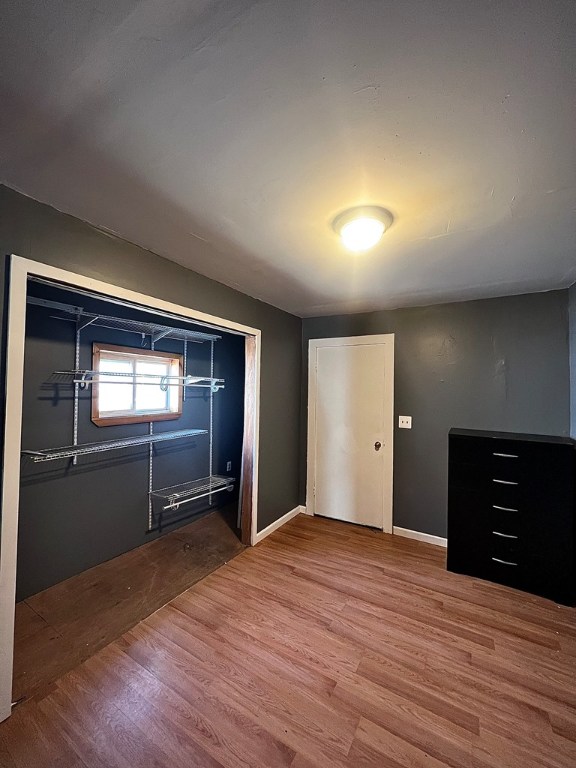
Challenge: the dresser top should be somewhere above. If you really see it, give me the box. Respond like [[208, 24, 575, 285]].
[[449, 428, 575, 446]]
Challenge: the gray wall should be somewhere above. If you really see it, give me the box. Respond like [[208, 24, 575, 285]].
[[2, 185, 571, 554], [0, 184, 302, 538], [302, 291, 571, 537], [570, 283, 576, 438]]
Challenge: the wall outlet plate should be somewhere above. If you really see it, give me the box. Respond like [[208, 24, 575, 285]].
[[398, 415, 412, 429], [226, 461, 232, 472]]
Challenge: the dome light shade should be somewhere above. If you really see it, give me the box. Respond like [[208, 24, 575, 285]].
[[332, 206, 393, 252]]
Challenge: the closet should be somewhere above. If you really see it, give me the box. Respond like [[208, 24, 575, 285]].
[[13, 277, 246, 702]]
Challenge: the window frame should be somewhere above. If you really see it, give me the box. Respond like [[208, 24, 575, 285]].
[[91, 343, 184, 426]]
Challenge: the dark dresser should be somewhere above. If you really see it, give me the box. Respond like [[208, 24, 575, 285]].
[[447, 428, 576, 605]]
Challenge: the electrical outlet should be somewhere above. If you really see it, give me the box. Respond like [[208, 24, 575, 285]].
[[226, 461, 232, 472], [398, 415, 412, 429]]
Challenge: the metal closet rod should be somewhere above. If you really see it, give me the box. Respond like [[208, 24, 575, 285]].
[[151, 474, 235, 512], [54, 369, 225, 391], [22, 428, 208, 463]]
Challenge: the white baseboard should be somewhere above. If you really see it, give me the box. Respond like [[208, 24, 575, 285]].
[[254, 506, 304, 544], [393, 526, 447, 548], [300, 505, 312, 516], [254, 511, 447, 548]]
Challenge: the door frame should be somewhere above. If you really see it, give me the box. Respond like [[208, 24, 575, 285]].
[[0, 254, 261, 722], [306, 334, 394, 530]]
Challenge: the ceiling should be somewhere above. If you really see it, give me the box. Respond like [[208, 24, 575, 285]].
[[1, 1, 575, 317]]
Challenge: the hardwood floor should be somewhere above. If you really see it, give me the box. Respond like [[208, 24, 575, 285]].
[[12, 506, 244, 704], [2, 513, 576, 767]]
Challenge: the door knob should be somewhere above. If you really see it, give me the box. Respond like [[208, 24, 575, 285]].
[[374, 441, 382, 451]]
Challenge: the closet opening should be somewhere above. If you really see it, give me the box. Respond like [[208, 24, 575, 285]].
[[0, 257, 260, 716]]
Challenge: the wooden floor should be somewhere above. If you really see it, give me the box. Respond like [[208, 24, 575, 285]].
[[12, 506, 244, 704], [2, 513, 576, 768]]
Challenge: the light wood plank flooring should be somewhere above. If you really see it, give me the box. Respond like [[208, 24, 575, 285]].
[[2, 513, 576, 767]]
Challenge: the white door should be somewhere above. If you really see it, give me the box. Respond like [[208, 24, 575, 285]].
[[307, 335, 394, 531]]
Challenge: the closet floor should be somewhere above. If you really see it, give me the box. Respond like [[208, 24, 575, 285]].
[[12, 505, 244, 705]]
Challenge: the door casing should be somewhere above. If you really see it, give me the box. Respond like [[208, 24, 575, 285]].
[[306, 334, 394, 530]]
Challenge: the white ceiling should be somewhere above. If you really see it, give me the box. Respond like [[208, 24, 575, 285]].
[[1, 1, 575, 316]]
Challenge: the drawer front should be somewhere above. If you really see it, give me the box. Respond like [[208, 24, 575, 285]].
[[486, 554, 526, 592], [451, 529, 571, 601], [449, 435, 532, 470], [484, 547, 574, 604], [490, 529, 521, 562], [489, 505, 522, 536]]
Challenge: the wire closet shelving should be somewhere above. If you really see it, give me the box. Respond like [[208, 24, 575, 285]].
[[23, 295, 236, 529], [151, 475, 236, 512], [53, 370, 225, 393], [21, 429, 208, 463]]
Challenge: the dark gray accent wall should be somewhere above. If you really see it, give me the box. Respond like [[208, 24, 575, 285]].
[[302, 291, 571, 537], [570, 283, 576, 438], [0, 184, 302, 537]]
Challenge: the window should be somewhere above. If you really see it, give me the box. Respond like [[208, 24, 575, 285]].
[[92, 343, 183, 426]]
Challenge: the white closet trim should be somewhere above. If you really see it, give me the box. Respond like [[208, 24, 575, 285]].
[[0, 254, 262, 722]]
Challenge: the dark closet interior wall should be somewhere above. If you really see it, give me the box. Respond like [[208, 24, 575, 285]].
[[17, 282, 244, 599], [302, 290, 571, 538], [570, 283, 576, 438], [0, 184, 302, 535]]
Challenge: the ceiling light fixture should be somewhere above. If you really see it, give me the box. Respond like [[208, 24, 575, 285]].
[[332, 206, 393, 252]]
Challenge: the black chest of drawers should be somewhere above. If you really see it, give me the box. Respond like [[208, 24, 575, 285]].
[[447, 428, 576, 605]]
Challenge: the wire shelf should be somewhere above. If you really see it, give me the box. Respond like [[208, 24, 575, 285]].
[[151, 475, 235, 510], [53, 370, 225, 392], [22, 428, 207, 463], [71, 313, 221, 343], [27, 297, 221, 343]]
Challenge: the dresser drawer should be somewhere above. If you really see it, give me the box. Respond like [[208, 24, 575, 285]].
[[490, 529, 521, 561], [450, 435, 533, 470], [486, 553, 525, 591], [489, 504, 522, 535], [448, 485, 526, 532], [451, 434, 571, 472], [474, 541, 550, 590], [482, 547, 573, 603]]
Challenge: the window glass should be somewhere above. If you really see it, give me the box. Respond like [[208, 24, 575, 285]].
[[99, 358, 134, 413], [135, 361, 170, 412]]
